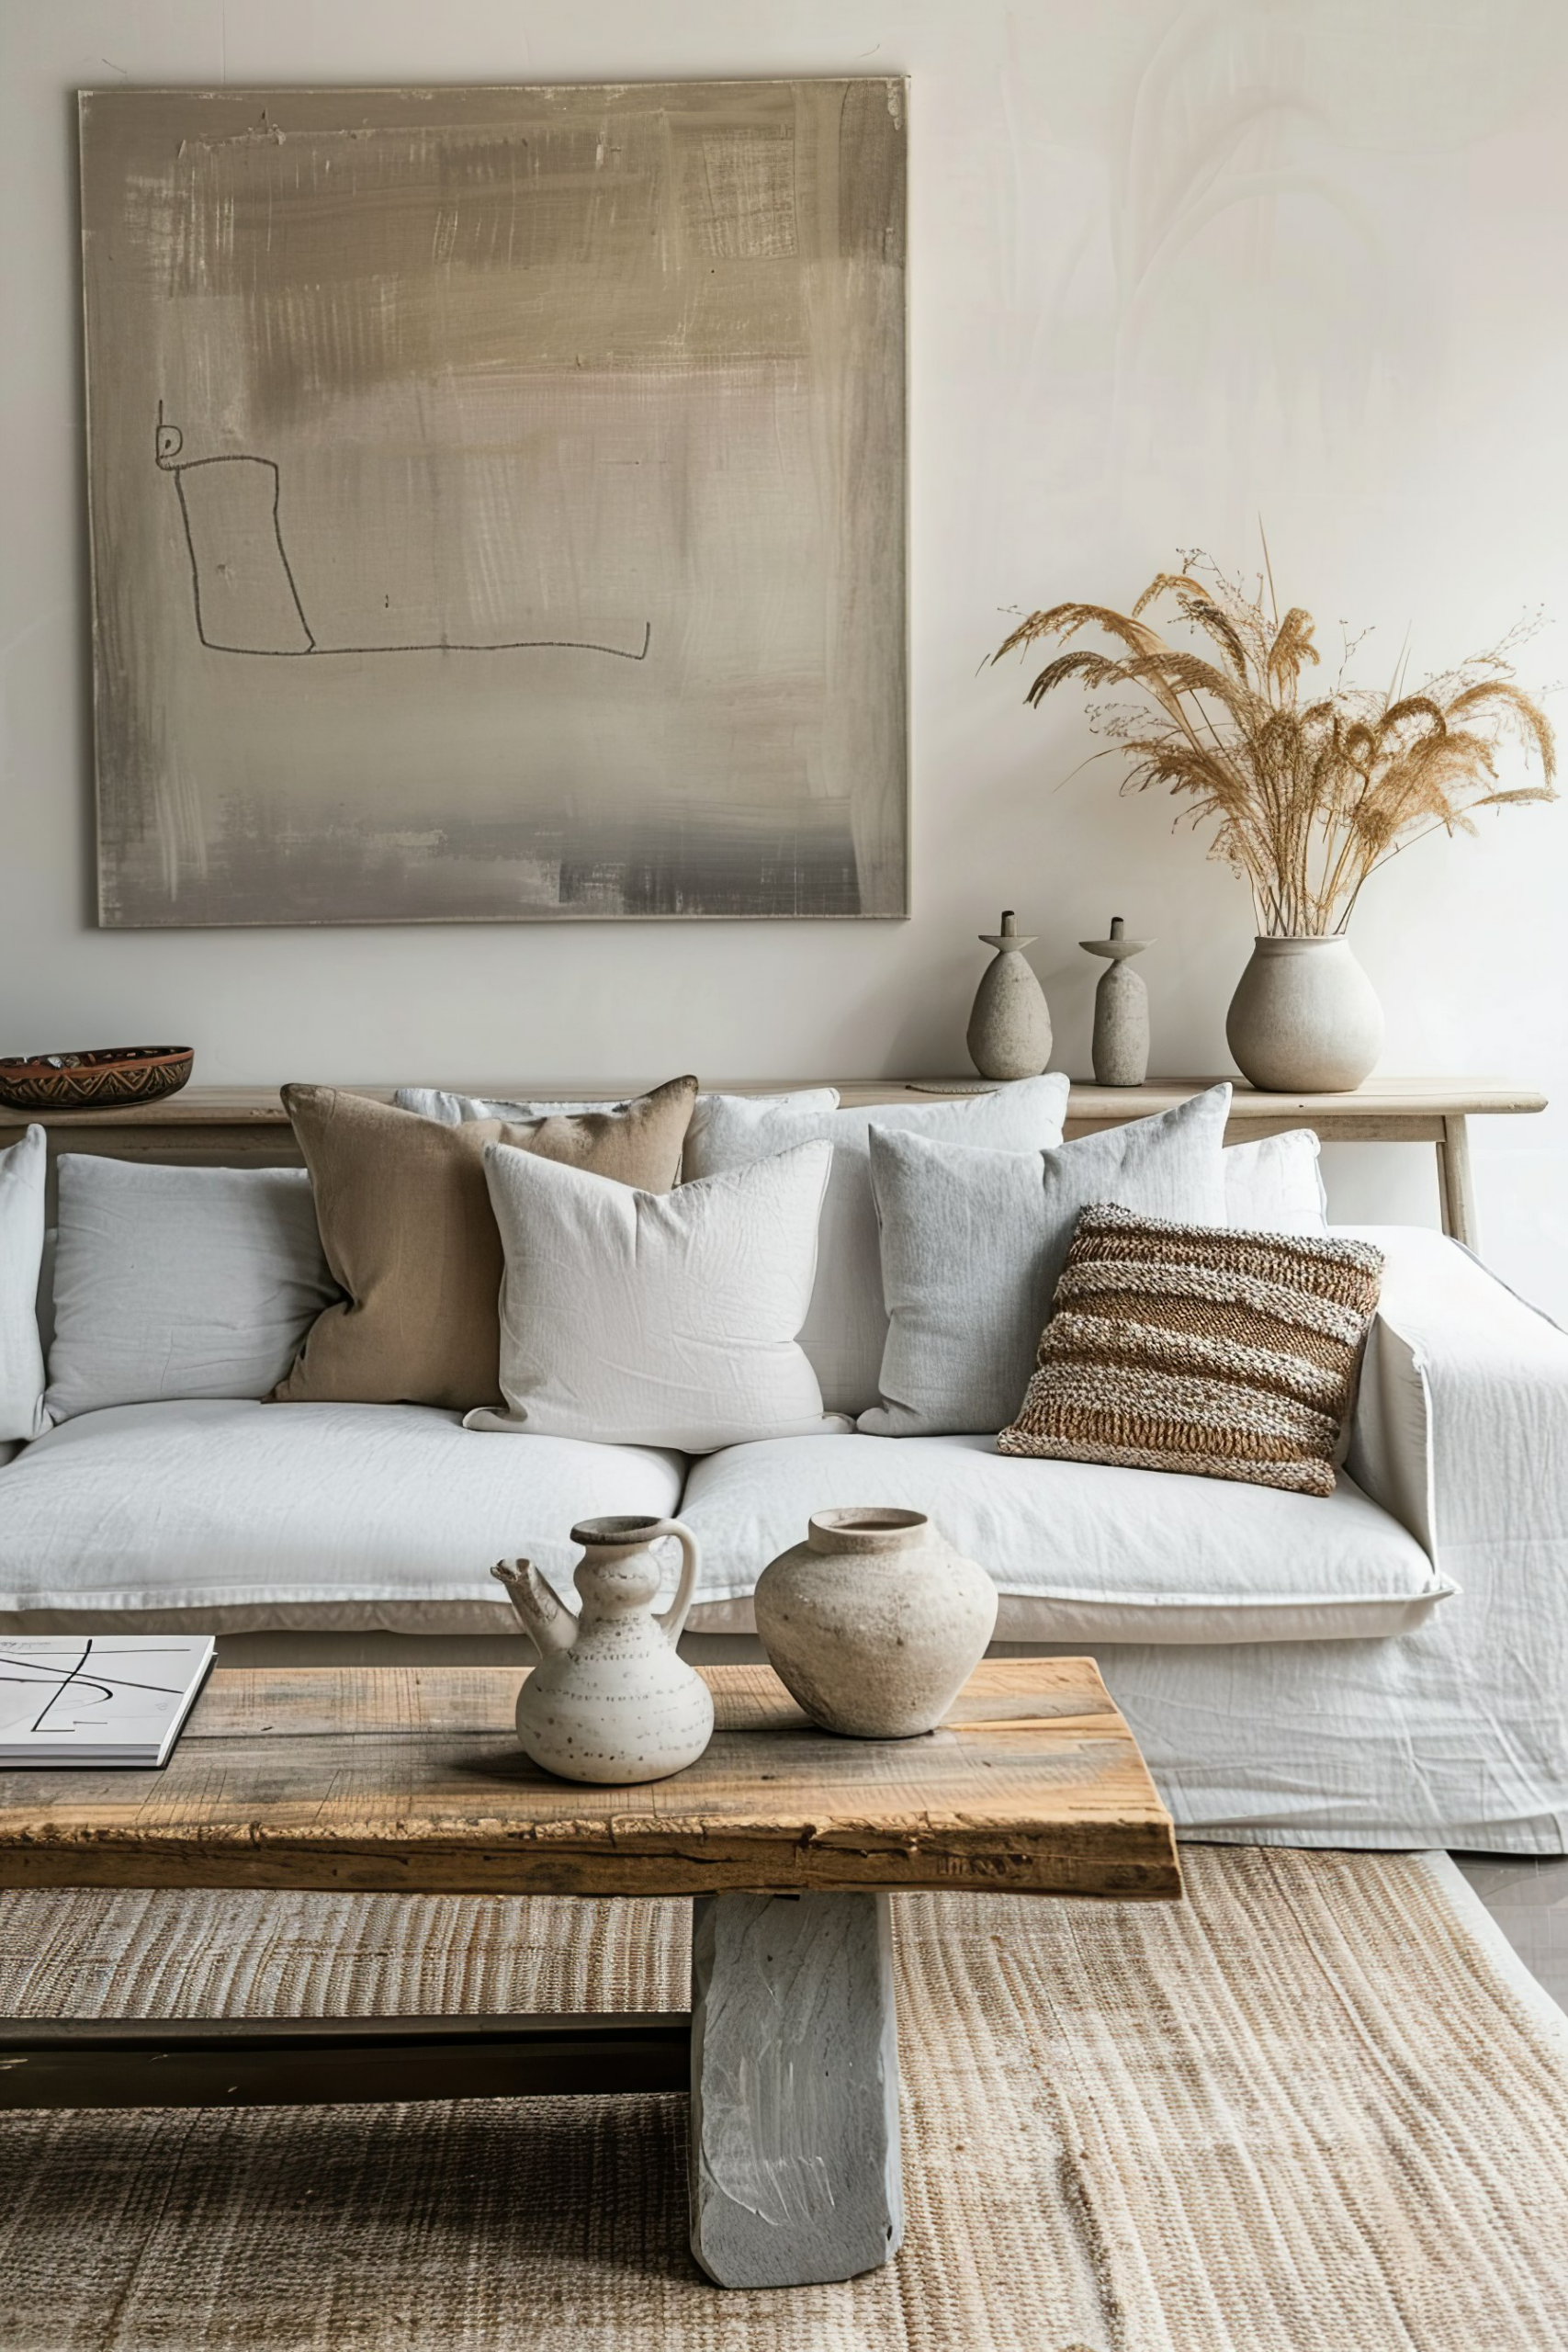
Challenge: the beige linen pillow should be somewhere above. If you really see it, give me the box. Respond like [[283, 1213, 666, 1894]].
[[273, 1078, 697, 1409], [998, 1204, 1382, 1498]]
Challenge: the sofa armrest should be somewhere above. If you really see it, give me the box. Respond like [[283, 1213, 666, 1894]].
[[1343, 1226, 1568, 1569]]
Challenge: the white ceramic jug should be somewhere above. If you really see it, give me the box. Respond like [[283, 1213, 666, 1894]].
[[492, 1516, 713, 1784]]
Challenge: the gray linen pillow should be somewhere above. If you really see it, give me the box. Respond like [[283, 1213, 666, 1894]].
[[0, 1125, 47, 1441], [397, 1088, 649, 1122], [684, 1076, 1071, 1416], [46, 1159, 339, 1422], [859, 1084, 1232, 1437], [394, 1086, 840, 1124]]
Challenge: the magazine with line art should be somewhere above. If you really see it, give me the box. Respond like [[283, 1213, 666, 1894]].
[[0, 1635, 215, 1767]]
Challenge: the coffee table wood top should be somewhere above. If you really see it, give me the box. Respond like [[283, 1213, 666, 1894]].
[[0, 1660, 1179, 1903]]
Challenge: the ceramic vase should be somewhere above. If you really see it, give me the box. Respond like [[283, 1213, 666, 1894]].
[[966, 910, 1052, 1081], [753, 1509, 998, 1739], [491, 1515, 714, 1784], [1225, 935, 1383, 1093], [1079, 917, 1152, 1086]]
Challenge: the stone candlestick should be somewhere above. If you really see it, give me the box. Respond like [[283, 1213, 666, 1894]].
[[966, 910, 1053, 1081], [1079, 916, 1152, 1087]]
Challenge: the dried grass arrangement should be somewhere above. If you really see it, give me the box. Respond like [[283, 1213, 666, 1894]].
[[994, 555, 1557, 936]]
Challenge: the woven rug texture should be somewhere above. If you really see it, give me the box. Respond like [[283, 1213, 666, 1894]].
[[0, 1849, 1564, 2351]]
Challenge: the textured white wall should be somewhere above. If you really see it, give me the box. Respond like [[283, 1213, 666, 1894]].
[[3, 0, 1565, 1312]]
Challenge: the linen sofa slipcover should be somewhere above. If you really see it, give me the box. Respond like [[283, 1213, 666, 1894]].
[[678, 1438, 1446, 1644], [0, 1224, 1564, 1854], [0, 1401, 684, 1633], [0, 1404, 1441, 1648], [1029, 1228, 1568, 1854]]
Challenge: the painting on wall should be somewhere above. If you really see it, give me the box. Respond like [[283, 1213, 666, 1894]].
[[79, 81, 907, 925]]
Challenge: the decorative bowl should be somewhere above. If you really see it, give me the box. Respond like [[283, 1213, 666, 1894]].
[[0, 1046, 194, 1111]]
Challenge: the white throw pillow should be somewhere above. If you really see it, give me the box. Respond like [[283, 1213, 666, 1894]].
[[860, 1084, 1233, 1438], [1223, 1130, 1328, 1233], [683, 1077, 1070, 1415], [395, 1086, 840, 1124], [45, 1159, 341, 1421], [0, 1126, 47, 1442], [468, 1140, 840, 1453]]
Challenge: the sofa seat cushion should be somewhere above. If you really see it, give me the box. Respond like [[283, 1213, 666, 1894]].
[[679, 1432, 1452, 1644], [0, 1401, 684, 1634]]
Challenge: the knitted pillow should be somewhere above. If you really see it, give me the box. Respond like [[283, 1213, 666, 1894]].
[[998, 1205, 1382, 1498]]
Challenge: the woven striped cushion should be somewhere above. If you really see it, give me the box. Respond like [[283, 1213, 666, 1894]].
[[998, 1204, 1382, 1498]]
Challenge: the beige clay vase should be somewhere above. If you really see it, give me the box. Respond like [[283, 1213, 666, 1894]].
[[492, 1516, 714, 1784], [754, 1508, 998, 1738], [1225, 934, 1383, 1092]]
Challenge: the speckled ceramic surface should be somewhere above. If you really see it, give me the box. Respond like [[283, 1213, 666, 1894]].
[[754, 1508, 998, 1738], [493, 1516, 714, 1784]]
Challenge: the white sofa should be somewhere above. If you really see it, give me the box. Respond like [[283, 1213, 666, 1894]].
[[2, 1146, 1565, 1855]]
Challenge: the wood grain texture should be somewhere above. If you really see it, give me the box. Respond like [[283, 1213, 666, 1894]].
[[1, 1075, 1545, 1136], [0, 1660, 1180, 1902], [6, 1079, 1540, 1250], [11, 1074, 1530, 1241]]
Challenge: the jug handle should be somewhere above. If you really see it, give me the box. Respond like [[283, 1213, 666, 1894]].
[[650, 1519, 701, 1645]]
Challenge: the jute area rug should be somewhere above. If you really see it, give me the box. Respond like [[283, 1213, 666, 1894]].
[[0, 1850, 1564, 2352]]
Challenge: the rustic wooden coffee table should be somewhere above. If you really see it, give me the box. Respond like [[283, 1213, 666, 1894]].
[[0, 1658, 1179, 2289]]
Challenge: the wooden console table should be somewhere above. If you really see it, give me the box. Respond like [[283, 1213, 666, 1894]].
[[0, 1075, 1545, 1249]]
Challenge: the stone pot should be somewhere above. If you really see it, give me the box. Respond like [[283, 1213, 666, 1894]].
[[1224, 934, 1384, 1093], [966, 910, 1052, 1081], [1079, 916, 1153, 1086], [753, 1508, 998, 1739]]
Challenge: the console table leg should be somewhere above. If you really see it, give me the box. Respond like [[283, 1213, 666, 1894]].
[[688, 1891, 904, 2290], [1438, 1114, 1480, 1249]]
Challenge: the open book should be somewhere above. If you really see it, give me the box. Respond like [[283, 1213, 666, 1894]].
[[0, 1636, 215, 1767]]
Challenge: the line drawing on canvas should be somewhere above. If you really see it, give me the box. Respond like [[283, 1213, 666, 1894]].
[[84, 84, 907, 922], [154, 407, 653, 663]]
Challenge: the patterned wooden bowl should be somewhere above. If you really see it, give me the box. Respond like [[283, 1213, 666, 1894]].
[[0, 1046, 194, 1111]]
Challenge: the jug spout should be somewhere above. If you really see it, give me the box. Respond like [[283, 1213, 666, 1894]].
[[491, 1559, 577, 1656]]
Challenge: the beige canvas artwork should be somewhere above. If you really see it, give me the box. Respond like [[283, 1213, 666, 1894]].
[[79, 81, 907, 925]]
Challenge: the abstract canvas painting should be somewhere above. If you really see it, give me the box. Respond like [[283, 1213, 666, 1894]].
[[79, 81, 907, 924]]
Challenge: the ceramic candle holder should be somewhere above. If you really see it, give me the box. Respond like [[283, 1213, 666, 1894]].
[[1079, 918, 1152, 1087]]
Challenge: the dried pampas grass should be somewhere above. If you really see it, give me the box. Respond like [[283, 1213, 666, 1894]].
[[994, 553, 1557, 936]]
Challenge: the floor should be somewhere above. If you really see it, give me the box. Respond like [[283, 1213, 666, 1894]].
[[1455, 1852, 1568, 2009]]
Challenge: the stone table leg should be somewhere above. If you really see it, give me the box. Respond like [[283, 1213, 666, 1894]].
[[688, 1890, 904, 2290]]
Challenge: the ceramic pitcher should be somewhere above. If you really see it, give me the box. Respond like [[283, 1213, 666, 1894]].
[[492, 1515, 714, 1784]]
